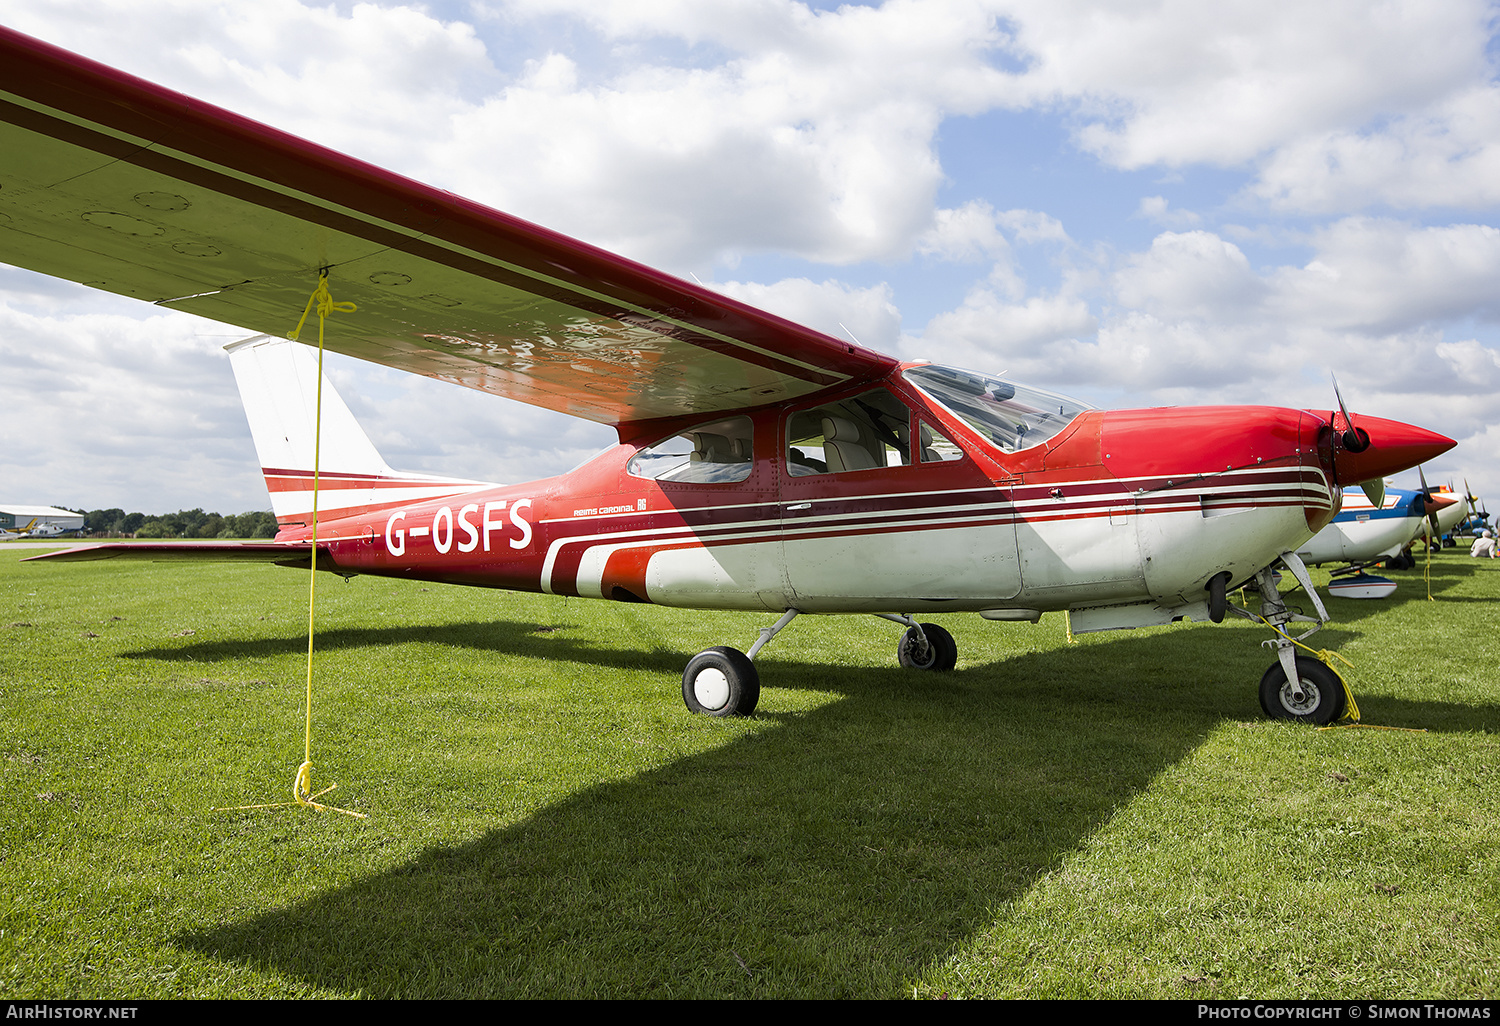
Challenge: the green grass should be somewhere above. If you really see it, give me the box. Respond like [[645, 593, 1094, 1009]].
[[1, 547, 1497, 998]]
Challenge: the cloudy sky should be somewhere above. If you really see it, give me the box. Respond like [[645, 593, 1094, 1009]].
[[3, 0, 1499, 515]]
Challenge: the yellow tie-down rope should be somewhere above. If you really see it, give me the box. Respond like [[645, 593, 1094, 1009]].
[[1251, 611, 1426, 734], [1425, 530, 1435, 601], [216, 273, 367, 818]]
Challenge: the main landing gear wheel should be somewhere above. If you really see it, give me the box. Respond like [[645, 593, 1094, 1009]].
[[682, 646, 761, 716], [897, 623, 958, 672], [1206, 571, 1231, 624], [1258, 656, 1347, 725]]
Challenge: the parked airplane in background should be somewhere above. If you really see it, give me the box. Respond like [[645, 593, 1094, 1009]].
[[15, 522, 77, 539], [1, 516, 81, 539], [0, 519, 41, 539], [1416, 484, 1471, 546], [1293, 486, 1455, 599], [1, 27, 1454, 725]]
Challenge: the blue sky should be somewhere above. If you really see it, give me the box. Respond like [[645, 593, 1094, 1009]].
[[3, 0, 1499, 514]]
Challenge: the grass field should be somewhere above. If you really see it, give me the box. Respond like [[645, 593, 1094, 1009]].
[[2, 545, 1497, 999]]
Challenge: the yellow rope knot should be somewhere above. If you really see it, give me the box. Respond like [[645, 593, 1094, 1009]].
[[289, 273, 357, 343], [293, 759, 315, 804], [292, 759, 365, 818]]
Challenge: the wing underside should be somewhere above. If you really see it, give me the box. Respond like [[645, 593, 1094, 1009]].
[[0, 27, 895, 427]]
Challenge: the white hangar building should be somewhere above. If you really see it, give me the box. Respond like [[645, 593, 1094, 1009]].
[[0, 504, 85, 534]]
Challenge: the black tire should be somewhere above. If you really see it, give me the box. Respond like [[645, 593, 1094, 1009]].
[[682, 646, 760, 716], [897, 622, 957, 672], [1206, 571, 1231, 624], [1258, 656, 1347, 724]]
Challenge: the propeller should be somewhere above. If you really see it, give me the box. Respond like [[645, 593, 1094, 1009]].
[[1315, 376, 1455, 489], [1328, 374, 1385, 506], [1418, 465, 1442, 540], [1465, 477, 1491, 534]]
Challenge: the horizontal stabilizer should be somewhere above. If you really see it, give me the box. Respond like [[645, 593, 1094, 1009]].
[[23, 542, 334, 571]]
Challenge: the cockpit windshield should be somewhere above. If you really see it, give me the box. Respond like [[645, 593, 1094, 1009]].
[[903, 364, 1094, 454]]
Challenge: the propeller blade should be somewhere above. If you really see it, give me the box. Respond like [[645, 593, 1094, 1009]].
[[1331, 374, 1370, 452], [1360, 478, 1386, 509], [1419, 465, 1441, 538]]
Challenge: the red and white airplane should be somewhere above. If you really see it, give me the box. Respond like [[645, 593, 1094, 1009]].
[[1, 27, 1454, 724]]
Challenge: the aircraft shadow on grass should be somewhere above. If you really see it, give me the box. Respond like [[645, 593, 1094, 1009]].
[[174, 626, 1498, 999], [119, 620, 691, 676]]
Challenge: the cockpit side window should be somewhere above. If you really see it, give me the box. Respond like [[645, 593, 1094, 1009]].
[[627, 415, 754, 484], [917, 421, 964, 463], [787, 389, 912, 476]]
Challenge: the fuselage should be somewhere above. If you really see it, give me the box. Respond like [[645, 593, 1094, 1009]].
[[272, 363, 1361, 631]]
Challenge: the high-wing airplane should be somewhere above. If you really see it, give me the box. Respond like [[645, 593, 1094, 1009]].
[[2, 27, 1454, 725], [1292, 486, 1456, 599]]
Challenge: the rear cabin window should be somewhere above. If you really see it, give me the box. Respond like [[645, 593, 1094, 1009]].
[[786, 389, 915, 476], [627, 416, 754, 484]]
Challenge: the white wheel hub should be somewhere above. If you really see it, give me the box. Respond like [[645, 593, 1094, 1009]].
[[1279, 679, 1320, 715], [693, 667, 731, 710]]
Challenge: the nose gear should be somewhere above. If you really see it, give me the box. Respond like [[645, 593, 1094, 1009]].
[[1228, 551, 1347, 725]]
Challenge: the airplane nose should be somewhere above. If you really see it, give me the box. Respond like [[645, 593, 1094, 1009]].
[[1325, 414, 1455, 485]]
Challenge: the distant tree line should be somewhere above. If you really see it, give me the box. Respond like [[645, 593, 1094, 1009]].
[[71, 508, 280, 539]]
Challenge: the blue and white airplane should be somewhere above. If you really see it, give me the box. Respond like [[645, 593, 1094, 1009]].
[[1291, 486, 1454, 597]]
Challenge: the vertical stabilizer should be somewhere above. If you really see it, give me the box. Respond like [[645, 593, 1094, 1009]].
[[227, 336, 491, 524]]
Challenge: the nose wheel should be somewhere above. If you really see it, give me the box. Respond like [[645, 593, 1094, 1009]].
[[1258, 655, 1347, 724], [1232, 555, 1349, 725]]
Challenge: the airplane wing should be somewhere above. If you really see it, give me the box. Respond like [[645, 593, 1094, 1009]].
[[24, 542, 333, 570], [0, 27, 896, 428]]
